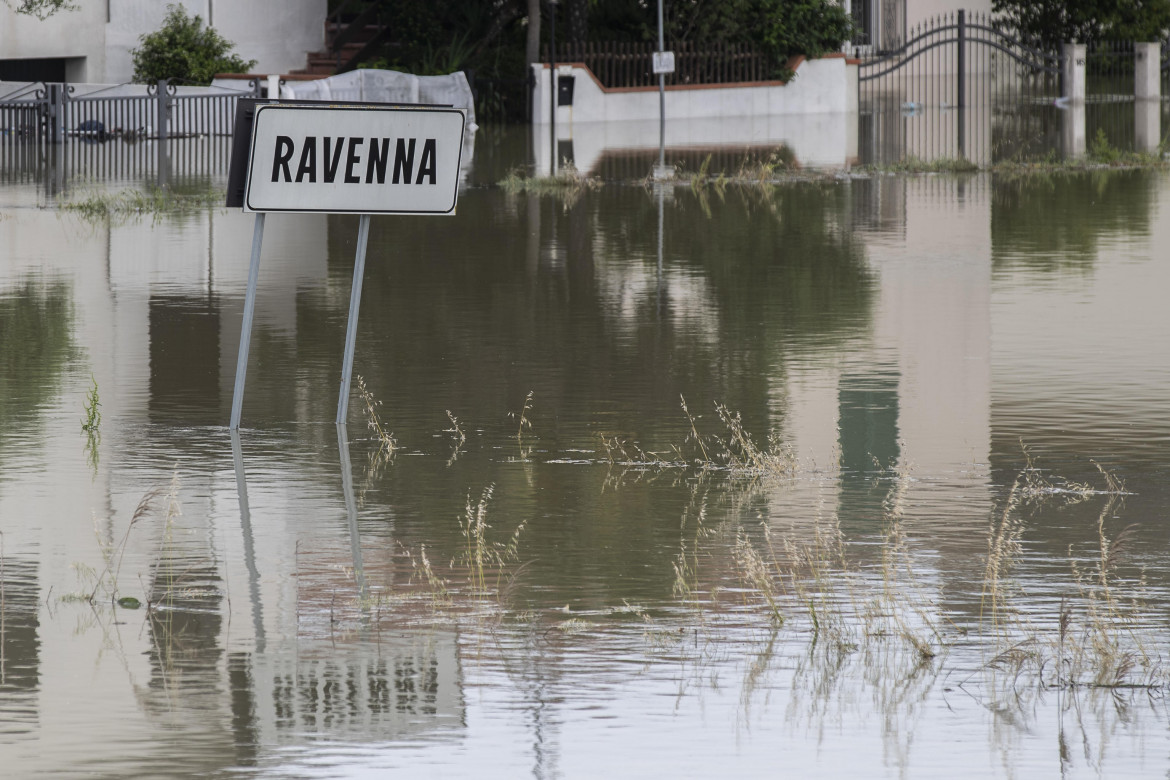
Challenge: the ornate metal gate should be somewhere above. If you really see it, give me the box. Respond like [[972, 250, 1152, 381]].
[[858, 9, 1062, 165]]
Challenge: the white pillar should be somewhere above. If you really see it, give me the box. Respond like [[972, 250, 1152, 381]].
[[1135, 43, 1161, 153], [1135, 42, 1160, 101], [1062, 43, 1085, 102], [1062, 43, 1086, 158]]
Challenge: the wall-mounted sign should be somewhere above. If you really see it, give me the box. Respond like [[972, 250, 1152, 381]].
[[652, 51, 676, 75], [243, 104, 466, 215]]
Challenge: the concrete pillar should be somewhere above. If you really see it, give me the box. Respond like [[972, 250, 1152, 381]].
[[1061, 43, 1086, 158], [1135, 43, 1160, 101], [1062, 101, 1086, 158], [1135, 43, 1161, 153], [1136, 100, 1160, 153], [1062, 43, 1086, 102]]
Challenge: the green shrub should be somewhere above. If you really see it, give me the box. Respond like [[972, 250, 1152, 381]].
[[131, 4, 256, 85], [754, 0, 854, 62]]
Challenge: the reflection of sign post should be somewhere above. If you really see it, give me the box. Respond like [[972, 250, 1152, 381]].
[[652, 51, 675, 74], [228, 102, 466, 429]]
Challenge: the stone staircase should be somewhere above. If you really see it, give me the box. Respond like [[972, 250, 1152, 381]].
[[290, 5, 392, 77]]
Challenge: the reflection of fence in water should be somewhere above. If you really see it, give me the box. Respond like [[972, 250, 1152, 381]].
[[0, 136, 234, 187], [244, 637, 465, 744]]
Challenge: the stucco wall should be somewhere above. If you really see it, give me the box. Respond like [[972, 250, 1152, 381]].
[[0, 3, 107, 82], [908, 0, 991, 29], [534, 56, 858, 125]]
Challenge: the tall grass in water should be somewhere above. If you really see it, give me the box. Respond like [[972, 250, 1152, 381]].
[[356, 375, 397, 458], [731, 474, 942, 660], [60, 185, 224, 222], [498, 164, 601, 209], [723, 444, 1159, 694], [458, 484, 526, 596]]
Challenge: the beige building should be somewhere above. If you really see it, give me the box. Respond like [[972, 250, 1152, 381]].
[[0, 0, 324, 83], [846, 0, 992, 52]]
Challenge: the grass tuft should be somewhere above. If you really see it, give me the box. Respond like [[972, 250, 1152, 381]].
[[59, 184, 224, 222]]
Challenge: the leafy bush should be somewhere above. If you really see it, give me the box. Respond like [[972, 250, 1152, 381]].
[[131, 4, 256, 85], [753, 0, 854, 62]]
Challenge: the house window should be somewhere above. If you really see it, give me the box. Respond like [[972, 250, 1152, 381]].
[[848, 0, 905, 52]]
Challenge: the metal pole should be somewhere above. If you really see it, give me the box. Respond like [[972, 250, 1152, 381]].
[[337, 424, 367, 606], [231, 429, 266, 652], [229, 212, 266, 430], [549, 0, 558, 175], [656, 181, 664, 316], [956, 9, 966, 158], [956, 10, 965, 110], [335, 214, 372, 425], [657, 0, 665, 170]]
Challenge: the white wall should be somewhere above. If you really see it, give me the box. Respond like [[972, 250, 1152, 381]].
[[106, 0, 325, 84], [533, 56, 858, 126], [909, 0, 991, 29], [0, 0, 324, 84], [0, 3, 107, 82]]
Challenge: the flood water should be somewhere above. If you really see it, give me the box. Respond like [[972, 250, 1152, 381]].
[[2, 130, 1170, 778]]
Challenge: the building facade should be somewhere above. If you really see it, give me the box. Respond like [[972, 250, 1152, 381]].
[[0, 0, 324, 84]]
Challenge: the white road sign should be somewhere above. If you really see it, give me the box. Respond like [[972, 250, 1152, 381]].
[[652, 51, 675, 74], [244, 104, 466, 214]]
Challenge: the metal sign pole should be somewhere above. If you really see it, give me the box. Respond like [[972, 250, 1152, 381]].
[[335, 214, 372, 425], [657, 0, 665, 170], [229, 212, 266, 430]]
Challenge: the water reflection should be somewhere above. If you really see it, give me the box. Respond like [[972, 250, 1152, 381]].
[[1, 149, 1170, 776], [0, 557, 39, 741], [0, 276, 77, 436]]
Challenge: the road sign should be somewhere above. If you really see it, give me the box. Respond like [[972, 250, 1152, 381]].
[[652, 51, 675, 74], [229, 101, 468, 430], [243, 104, 466, 215]]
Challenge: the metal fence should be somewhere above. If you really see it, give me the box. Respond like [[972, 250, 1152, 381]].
[[0, 78, 258, 189], [544, 40, 771, 88], [1, 78, 257, 144], [858, 10, 1062, 165]]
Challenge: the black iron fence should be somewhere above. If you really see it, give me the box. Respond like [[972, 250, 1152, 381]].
[[543, 40, 772, 88]]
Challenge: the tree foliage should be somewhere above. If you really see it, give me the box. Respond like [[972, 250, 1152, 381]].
[[992, 0, 1170, 50], [5, 0, 75, 20], [131, 4, 256, 85], [590, 0, 852, 59], [334, 0, 852, 120]]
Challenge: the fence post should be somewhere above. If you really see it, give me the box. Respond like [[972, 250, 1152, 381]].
[[1061, 43, 1086, 157], [46, 83, 62, 143], [156, 79, 170, 143], [156, 79, 170, 186], [956, 9, 965, 110], [1135, 42, 1161, 152]]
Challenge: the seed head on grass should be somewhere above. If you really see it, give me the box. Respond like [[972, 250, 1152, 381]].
[[356, 375, 397, 457]]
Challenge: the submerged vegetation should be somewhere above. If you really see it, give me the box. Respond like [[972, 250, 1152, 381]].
[[499, 165, 602, 209], [58, 184, 225, 222]]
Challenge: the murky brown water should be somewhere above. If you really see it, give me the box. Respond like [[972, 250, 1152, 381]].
[[2, 131, 1170, 778]]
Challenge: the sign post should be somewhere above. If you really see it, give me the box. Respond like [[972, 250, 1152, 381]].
[[652, 0, 674, 179], [228, 101, 466, 429]]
